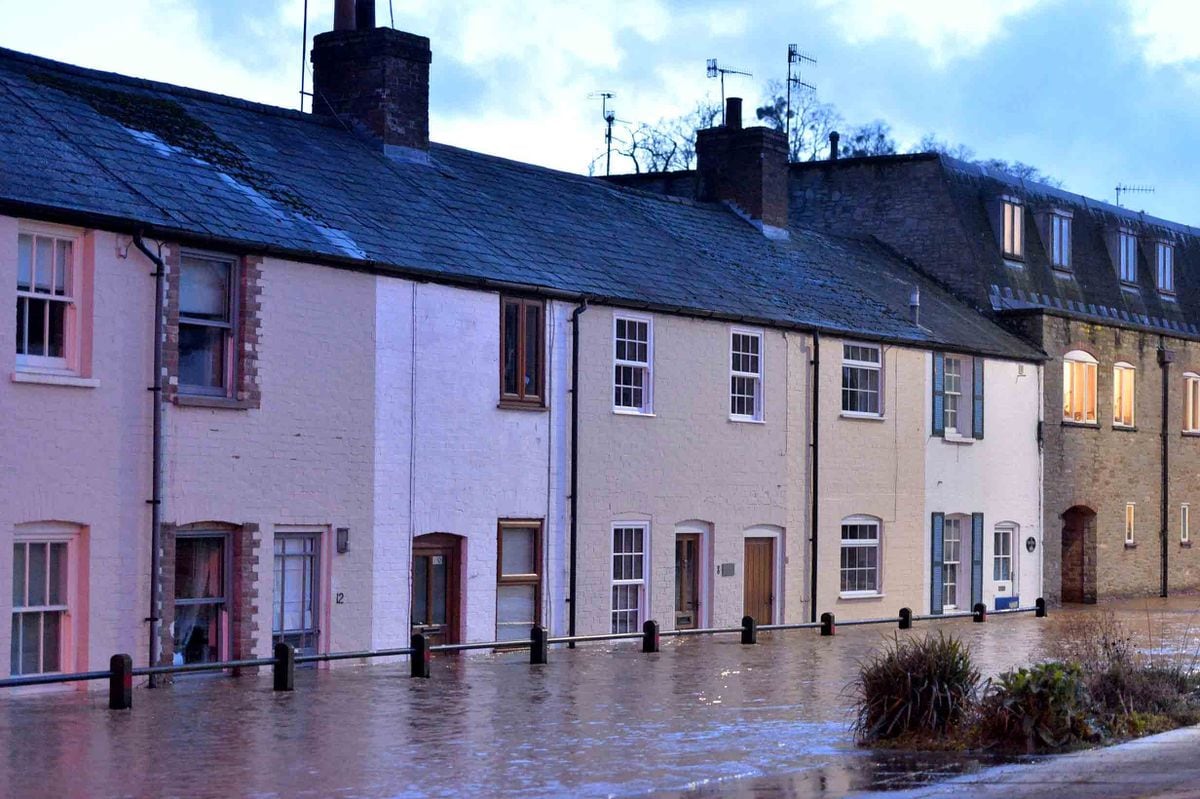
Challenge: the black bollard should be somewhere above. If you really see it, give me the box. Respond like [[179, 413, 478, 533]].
[[898, 607, 913, 630], [820, 612, 835, 636], [410, 633, 431, 678], [642, 620, 660, 653], [109, 654, 132, 710], [973, 603, 987, 623], [273, 642, 295, 691], [530, 625, 549, 665], [740, 615, 757, 645], [1035, 597, 1047, 618]]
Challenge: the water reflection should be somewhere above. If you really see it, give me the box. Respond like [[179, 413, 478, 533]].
[[2, 597, 1197, 798]]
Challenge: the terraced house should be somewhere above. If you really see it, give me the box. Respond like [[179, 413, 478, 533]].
[[791, 152, 1200, 603], [2, 6, 1044, 685]]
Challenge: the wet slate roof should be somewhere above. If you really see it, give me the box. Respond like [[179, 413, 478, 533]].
[[940, 157, 1200, 338], [0, 46, 1040, 360]]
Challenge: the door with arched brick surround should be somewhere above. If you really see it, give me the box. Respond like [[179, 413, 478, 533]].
[[1061, 506, 1097, 604]]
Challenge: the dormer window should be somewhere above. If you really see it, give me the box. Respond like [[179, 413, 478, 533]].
[[1156, 241, 1175, 294], [1050, 213, 1071, 270], [1002, 200, 1024, 259], [1119, 230, 1138, 284]]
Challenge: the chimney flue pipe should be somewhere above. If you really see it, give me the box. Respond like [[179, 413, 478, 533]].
[[334, 0, 355, 31], [909, 286, 921, 326], [355, 0, 376, 30], [726, 97, 743, 129], [829, 130, 840, 160]]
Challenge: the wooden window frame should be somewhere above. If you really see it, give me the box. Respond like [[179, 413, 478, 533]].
[[496, 519, 543, 640], [611, 522, 648, 633], [841, 342, 883, 417], [729, 327, 763, 421], [499, 296, 545, 407], [1119, 230, 1138, 285], [1002, 199, 1024, 259], [1184, 373, 1200, 433], [1062, 350, 1098, 424], [15, 224, 85, 375], [1156, 241, 1176, 295], [1182, 503, 1191, 545], [1125, 503, 1136, 546], [178, 250, 239, 398], [173, 531, 232, 666], [1050, 213, 1072, 270], [839, 516, 881, 596], [10, 529, 76, 677], [613, 315, 653, 414], [1113, 362, 1136, 428]]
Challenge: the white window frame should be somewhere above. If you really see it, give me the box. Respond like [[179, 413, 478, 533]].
[[1002, 199, 1024, 259], [993, 523, 1016, 584], [839, 516, 881, 597], [1182, 503, 1191, 545], [11, 524, 79, 677], [841, 342, 883, 417], [613, 314, 653, 415], [1119, 230, 1138, 284], [729, 328, 763, 422], [942, 516, 963, 610], [611, 522, 649, 633], [1125, 503, 1136, 546], [1062, 350, 1098, 424], [1051, 212, 1072, 270], [944, 355, 964, 433], [1185, 373, 1200, 433], [1157, 241, 1175, 294], [1113, 362, 1135, 428], [15, 223, 84, 375]]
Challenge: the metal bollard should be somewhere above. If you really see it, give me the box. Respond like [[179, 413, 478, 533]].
[[820, 612, 835, 636], [109, 654, 132, 710], [530, 625, 549, 665], [740, 615, 757, 645], [1035, 597, 1047, 618], [410, 633, 431, 678], [642, 620, 660, 653], [273, 642, 295, 692], [972, 603, 987, 623], [898, 607, 913, 630]]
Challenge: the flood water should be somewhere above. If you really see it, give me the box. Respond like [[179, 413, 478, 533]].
[[3, 597, 1199, 799]]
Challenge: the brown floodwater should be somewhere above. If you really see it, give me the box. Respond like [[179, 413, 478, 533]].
[[3, 596, 1198, 799]]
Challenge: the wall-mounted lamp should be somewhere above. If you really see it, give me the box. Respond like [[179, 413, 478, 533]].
[[336, 527, 350, 554]]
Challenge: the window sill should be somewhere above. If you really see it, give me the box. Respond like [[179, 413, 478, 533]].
[[1051, 266, 1073, 277], [1113, 424, 1138, 433], [613, 408, 655, 418], [175, 394, 253, 410], [1160, 292, 1177, 302], [840, 412, 885, 422], [941, 433, 975, 445], [1183, 431, 1200, 438], [11, 370, 99, 389], [1120, 283, 1140, 293], [1125, 542, 1137, 550], [1182, 541, 1193, 549], [729, 416, 765, 425], [497, 399, 547, 412], [1061, 421, 1100, 429], [1002, 257, 1025, 269], [839, 591, 885, 600]]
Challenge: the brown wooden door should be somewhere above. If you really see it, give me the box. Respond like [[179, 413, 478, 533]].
[[675, 534, 701, 629], [743, 537, 775, 624], [412, 536, 460, 646]]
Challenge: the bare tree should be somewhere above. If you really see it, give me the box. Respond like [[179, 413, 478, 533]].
[[755, 79, 843, 162], [911, 133, 1061, 186], [614, 101, 720, 173], [839, 120, 897, 158]]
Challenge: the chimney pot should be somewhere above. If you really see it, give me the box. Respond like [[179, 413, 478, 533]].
[[725, 97, 743, 129], [355, 0, 375, 30], [334, 0, 355, 31], [829, 130, 840, 161], [909, 286, 921, 325]]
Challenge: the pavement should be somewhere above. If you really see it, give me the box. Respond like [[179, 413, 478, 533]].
[[850, 726, 1200, 799]]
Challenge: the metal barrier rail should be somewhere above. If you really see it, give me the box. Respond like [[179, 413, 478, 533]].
[[1, 598, 1048, 708]]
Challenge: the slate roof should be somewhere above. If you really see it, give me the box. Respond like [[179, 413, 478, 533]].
[[0, 46, 1039, 360], [939, 156, 1200, 338]]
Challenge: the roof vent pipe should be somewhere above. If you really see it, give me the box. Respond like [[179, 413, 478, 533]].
[[829, 130, 840, 161], [909, 285, 921, 326], [355, 0, 376, 29], [334, 0, 355, 30], [726, 97, 743, 129]]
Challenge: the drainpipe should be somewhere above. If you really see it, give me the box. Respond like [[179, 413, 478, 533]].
[[1159, 341, 1173, 597], [568, 299, 589, 646], [133, 233, 165, 686], [809, 332, 820, 622]]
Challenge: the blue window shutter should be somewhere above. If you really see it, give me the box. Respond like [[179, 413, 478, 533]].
[[930, 513, 945, 614], [971, 512, 985, 607], [932, 353, 945, 437], [973, 358, 985, 439]]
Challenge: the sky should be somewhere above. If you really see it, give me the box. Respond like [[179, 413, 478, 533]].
[[2, 0, 1199, 224]]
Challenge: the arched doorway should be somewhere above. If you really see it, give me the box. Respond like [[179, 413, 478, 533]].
[[1061, 506, 1097, 604], [412, 533, 464, 645]]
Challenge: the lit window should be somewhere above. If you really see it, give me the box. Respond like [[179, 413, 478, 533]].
[[1113, 362, 1135, 428], [1119, 231, 1138, 284], [16, 230, 80, 373], [942, 517, 962, 609], [611, 524, 647, 633], [840, 517, 880, 594], [1185, 373, 1200, 433], [842, 343, 882, 416], [1157, 242, 1175, 294], [1125, 503, 1136, 545], [613, 316, 652, 413], [10, 539, 69, 676], [497, 521, 542, 642], [1183, 504, 1191, 545], [1051, 213, 1071, 269], [1002, 200, 1024, 258], [273, 531, 320, 655], [730, 329, 763, 420], [993, 524, 1015, 582], [174, 534, 227, 665], [1062, 350, 1098, 424], [179, 253, 236, 395], [500, 297, 544, 404]]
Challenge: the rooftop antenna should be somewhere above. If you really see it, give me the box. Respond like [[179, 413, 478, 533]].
[[589, 91, 617, 176], [299, 0, 310, 111], [785, 44, 816, 149], [1115, 183, 1155, 208], [706, 58, 752, 125]]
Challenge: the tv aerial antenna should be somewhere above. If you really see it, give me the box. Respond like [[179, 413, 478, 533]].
[[706, 58, 752, 125], [1114, 183, 1154, 208], [785, 44, 817, 146], [589, 91, 617, 176]]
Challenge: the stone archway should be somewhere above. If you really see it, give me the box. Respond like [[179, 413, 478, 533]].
[[1061, 506, 1097, 604]]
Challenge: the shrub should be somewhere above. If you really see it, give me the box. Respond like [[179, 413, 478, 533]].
[[1043, 611, 1136, 674], [978, 662, 1099, 752], [1090, 664, 1200, 724], [852, 633, 980, 743]]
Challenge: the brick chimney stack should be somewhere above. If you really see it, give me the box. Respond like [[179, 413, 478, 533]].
[[310, 3, 431, 157], [695, 97, 790, 238]]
